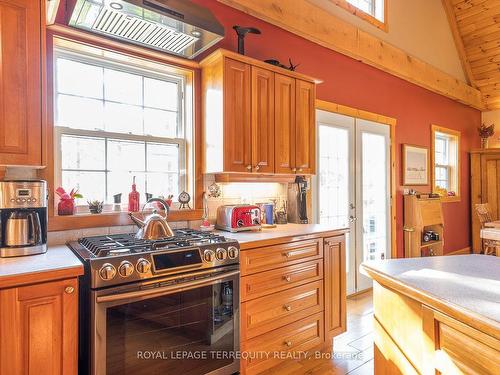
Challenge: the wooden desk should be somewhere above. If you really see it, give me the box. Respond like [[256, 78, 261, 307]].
[[485, 220, 500, 228]]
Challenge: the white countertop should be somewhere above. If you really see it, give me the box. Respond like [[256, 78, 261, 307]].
[[214, 223, 349, 249], [362, 255, 500, 324], [0, 245, 83, 288]]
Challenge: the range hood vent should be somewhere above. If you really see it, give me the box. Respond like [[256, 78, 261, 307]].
[[68, 0, 225, 59]]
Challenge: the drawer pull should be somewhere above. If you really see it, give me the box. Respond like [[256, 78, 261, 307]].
[[283, 275, 291, 282], [283, 304, 292, 311], [284, 340, 292, 347], [284, 252, 292, 258], [65, 286, 75, 294]]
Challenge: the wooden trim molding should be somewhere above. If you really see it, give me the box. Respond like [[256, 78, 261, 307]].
[[315, 99, 397, 260], [332, 0, 388, 32], [218, 0, 484, 110], [430, 124, 462, 203]]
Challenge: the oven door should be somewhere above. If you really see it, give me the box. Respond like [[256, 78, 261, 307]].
[[92, 268, 240, 375]]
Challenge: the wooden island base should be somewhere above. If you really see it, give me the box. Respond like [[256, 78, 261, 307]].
[[363, 256, 500, 375]]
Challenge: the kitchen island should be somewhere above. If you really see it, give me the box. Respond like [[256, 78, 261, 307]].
[[361, 255, 500, 375]]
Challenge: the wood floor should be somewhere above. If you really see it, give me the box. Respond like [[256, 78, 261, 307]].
[[263, 290, 374, 374]]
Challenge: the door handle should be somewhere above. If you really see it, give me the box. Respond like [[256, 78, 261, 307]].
[[349, 216, 357, 223], [350, 203, 355, 209]]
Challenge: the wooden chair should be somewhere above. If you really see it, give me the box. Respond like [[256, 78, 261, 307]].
[[475, 203, 499, 255]]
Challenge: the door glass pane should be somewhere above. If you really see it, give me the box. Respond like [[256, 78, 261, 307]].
[[318, 125, 349, 228], [105, 281, 236, 375], [361, 132, 388, 262]]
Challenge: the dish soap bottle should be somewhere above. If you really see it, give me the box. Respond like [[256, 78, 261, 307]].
[[128, 176, 140, 212]]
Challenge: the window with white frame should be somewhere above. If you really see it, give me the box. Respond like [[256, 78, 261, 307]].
[[346, 0, 385, 23], [54, 48, 192, 211], [432, 126, 460, 200]]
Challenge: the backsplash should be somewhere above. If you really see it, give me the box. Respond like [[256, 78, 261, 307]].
[[47, 220, 202, 246], [204, 175, 287, 221]]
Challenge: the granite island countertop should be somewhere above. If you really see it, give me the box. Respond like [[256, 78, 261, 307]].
[[0, 245, 84, 289], [215, 223, 349, 249], [362, 255, 500, 334]]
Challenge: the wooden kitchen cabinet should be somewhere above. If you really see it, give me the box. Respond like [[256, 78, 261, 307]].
[[251, 66, 275, 173], [201, 49, 320, 177], [275, 74, 296, 174], [0, 0, 43, 166], [239, 230, 347, 374], [324, 235, 346, 340], [0, 278, 79, 375], [471, 149, 500, 253], [295, 80, 316, 174]]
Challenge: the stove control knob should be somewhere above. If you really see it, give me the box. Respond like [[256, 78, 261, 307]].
[[118, 261, 134, 277], [216, 248, 227, 261], [203, 249, 215, 262], [99, 263, 116, 281], [136, 258, 151, 274], [227, 246, 239, 259]]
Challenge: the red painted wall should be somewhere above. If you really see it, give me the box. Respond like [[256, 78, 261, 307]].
[[194, 0, 481, 256]]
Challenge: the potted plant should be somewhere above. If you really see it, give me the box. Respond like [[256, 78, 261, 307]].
[[87, 200, 104, 214], [56, 187, 82, 216], [478, 123, 495, 149]]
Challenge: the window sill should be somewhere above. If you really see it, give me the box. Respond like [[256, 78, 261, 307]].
[[48, 209, 203, 232]]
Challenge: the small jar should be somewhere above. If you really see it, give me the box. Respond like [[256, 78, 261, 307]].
[[58, 198, 75, 216]]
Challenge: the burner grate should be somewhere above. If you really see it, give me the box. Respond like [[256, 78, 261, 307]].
[[78, 229, 229, 257]]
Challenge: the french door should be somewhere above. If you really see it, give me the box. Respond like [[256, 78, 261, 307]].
[[315, 110, 391, 295]]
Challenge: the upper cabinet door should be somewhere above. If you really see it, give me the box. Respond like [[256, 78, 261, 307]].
[[223, 58, 252, 173], [251, 67, 275, 174], [295, 80, 316, 174], [0, 0, 42, 166], [274, 74, 296, 174]]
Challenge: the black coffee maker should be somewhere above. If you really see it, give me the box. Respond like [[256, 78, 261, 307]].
[[287, 176, 309, 224], [0, 180, 48, 257]]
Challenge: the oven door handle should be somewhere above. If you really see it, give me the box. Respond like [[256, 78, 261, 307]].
[[96, 270, 240, 304]]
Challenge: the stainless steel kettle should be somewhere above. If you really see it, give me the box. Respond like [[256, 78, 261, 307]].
[[5, 211, 42, 247], [129, 198, 174, 240]]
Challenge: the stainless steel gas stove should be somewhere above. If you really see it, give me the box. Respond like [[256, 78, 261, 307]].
[[69, 229, 240, 375]]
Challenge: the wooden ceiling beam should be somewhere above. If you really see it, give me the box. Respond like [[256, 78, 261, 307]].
[[217, 0, 484, 110], [442, 0, 478, 87]]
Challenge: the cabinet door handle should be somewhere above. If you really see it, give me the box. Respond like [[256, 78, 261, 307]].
[[283, 304, 292, 311], [65, 286, 75, 294], [283, 275, 291, 282], [246, 165, 252, 171], [284, 340, 292, 347], [292, 167, 297, 172], [298, 168, 303, 172], [254, 165, 260, 171]]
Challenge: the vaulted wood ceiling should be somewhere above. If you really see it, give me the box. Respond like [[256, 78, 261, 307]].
[[443, 0, 500, 109]]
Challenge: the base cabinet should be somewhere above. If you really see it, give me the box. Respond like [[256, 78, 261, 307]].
[[0, 278, 79, 375], [239, 232, 347, 374]]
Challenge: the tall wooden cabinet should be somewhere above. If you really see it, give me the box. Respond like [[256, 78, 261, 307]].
[[471, 149, 500, 253], [201, 49, 319, 176], [0, 0, 43, 166], [0, 278, 79, 375]]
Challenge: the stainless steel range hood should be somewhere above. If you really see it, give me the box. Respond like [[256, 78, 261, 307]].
[[68, 0, 224, 59]]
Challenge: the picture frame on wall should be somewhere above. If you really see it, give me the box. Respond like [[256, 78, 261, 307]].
[[402, 144, 429, 186]]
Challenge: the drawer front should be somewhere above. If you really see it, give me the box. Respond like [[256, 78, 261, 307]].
[[242, 312, 324, 375], [436, 322, 500, 375], [240, 238, 322, 275], [241, 259, 323, 301], [242, 281, 323, 340]]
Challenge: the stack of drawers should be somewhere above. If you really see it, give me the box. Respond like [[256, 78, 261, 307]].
[[239, 235, 345, 375]]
